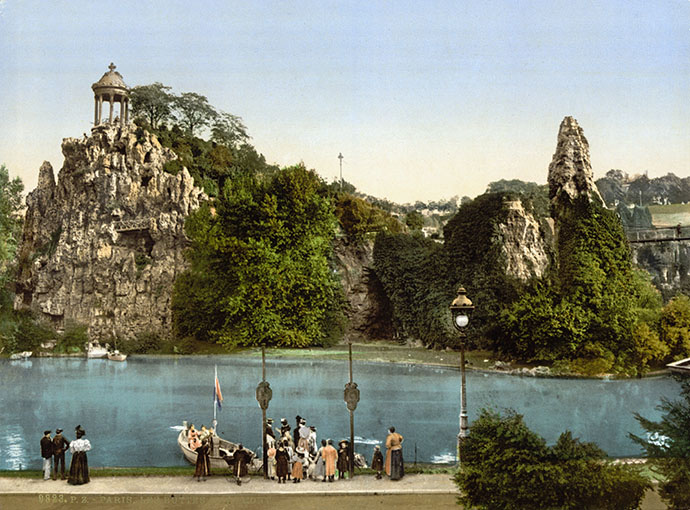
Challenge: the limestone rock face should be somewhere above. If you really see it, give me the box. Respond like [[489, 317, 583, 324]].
[[547, 116, 604, 209], [496, 200, 551, 281], [333, 238, 394, 341], [15, 124, 206, 339]]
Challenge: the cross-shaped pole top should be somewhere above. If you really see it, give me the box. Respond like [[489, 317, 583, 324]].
[[108, 62, 116, 72]]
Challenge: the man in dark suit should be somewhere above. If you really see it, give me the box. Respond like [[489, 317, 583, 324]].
[[52, 428, 70, 480], [40, 430, 53, 480]]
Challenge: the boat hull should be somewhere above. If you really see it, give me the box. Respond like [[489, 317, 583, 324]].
[[177, 429, 259, 471]]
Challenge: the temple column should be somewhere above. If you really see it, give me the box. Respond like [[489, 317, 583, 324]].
[[120, 98, 125, 126], [97, 96, 103, 125], [94, 97, 99, 125], [124, 99, 129, 124], [109, 95, 114, 123]]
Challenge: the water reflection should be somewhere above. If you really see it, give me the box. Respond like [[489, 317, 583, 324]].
[[0, 356, 682, 470]]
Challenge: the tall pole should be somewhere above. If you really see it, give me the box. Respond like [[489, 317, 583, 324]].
[[343, 340, 360, 479], [349, 342, 354, 477], [338, 152, 344, 190], [458, 335, 468, 464], [261, 346, 267, 479]]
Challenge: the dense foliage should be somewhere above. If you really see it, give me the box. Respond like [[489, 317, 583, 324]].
[[455, 409, 650, 510], [630, 377, 690, 510], [335, 194, 403, 243], [596, 169, 690, 207], [172, 164, 343, 348], [373, 232, 453, 347], [496, 195, 668, 373]]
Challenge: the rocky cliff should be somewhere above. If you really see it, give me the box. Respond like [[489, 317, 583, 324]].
[[15, 124, 206, 339], [496, 199, 551, 281], [547, 116, 605, 211], [333, 238, 394, 341]]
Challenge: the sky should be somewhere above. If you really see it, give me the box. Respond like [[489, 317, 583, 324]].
[[1, 0, 688, 204]]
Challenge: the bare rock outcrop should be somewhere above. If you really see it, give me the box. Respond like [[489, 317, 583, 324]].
[[496, 199, 551, 281], [333, 238, 394, 341], [15, 124, 206, 339], [547, 116, 604, 209]]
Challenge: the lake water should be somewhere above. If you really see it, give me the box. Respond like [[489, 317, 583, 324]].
[[0, 356, 682, 470]]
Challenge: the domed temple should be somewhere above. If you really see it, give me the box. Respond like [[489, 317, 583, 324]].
[[92, 63, 129, 126]]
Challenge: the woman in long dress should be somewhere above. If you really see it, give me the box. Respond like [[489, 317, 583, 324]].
[[385, 426, 404, 480], [322, 439, 338, 482], [313, 439, 326, 481], [68, 425, 91, 485], [194, 439, 210, 481], [275, 443, 290, 483]]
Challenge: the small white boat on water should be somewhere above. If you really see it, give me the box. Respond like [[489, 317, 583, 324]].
[[86, 341, 108, 358], [177, 365, 260, 472], [177, 425, 258, 471], [107, 350, 127, 362], [9, 351, 32, 360]]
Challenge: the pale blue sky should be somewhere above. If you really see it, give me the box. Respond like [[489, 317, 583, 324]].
[[1, 0, 688, 203]]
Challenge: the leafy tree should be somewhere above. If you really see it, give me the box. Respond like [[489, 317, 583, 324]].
[[404, 210, 424, 230], [336, 194, 402, 243], [173, 92, 217, 136], [0, 164, 24, 353], [443, 193, 525, 342], [129, 82, 174, 129], [660, 295, 690, 359], [373, 232, 454, 347], [629, 322, 669, 374], [456, 408, 650, 510], [211, 112, 250, 149], [630, 377, 690, 510], [172, 164, 342, 348]]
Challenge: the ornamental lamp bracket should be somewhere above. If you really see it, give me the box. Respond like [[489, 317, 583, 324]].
[[255, 381, 272, 410], [344, 381, 360, 411]]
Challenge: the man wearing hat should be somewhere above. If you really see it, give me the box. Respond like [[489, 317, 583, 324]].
[[40, 430, 53, 480], [52, 428, 70, 480], [279, 418, 291, 439], [265, 418, 276, 448]]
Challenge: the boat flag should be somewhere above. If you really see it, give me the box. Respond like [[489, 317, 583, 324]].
[[214, 367, 223, 411]]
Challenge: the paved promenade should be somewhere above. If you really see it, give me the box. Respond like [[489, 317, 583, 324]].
[[0, 474, 459, 510]]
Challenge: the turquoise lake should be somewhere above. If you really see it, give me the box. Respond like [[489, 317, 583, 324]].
[[0, 356, 682, 470]]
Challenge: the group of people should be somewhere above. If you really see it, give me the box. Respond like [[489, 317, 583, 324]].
[[186, 423, 253, 485], [39, 425, 91, 485], [263, 415, 404, 483]]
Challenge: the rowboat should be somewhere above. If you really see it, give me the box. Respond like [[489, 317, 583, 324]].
[[10, 351, 32, 360], [107, 350, 127, 362], [177, 424, 258, 471]]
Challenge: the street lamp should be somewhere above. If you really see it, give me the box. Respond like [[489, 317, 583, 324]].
[[449, 287, 474, 464]]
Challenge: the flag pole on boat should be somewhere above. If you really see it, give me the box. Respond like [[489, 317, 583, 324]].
[[213, 365, 223, 430]]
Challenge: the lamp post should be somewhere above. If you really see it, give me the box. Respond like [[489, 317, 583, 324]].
[[344, 340, 360, 478], [449, 287, 474, 464], [255, 346, 272, 479]]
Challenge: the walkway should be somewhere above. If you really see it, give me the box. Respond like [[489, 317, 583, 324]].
[[0, 474, 458, 510]]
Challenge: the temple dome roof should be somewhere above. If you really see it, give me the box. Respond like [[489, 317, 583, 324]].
[[92, 63, 128, 92]]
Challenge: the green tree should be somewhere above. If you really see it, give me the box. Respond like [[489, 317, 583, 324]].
[[210, 112, 250, 149], [335, 194, 402, 243], [404, 210, 424, 230], [660, 295, 690, 359], [173, 164, 341, 348], [456, 408, 650, 510], [630, 377, 690, 510], [173, 92, 217, 136], [129, 82, 174, 129], [0, 164, 25, 353]]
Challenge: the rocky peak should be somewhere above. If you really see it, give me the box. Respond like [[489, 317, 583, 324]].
[[547, 116, 604, 209], [15, 124, 207, 340]]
